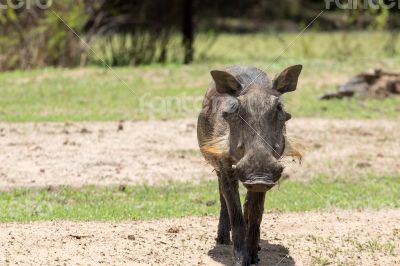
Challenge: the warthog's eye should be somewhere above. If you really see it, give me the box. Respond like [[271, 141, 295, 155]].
[[276, 102, 283, 112], [222, 97, 240, 119], [276, 102, 291, 121]]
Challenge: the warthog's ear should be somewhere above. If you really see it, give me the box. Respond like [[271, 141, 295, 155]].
[[210, 70, 242, 95], [273, 65, 303, 94]]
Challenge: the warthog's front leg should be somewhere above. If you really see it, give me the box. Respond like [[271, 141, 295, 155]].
[[243, 191, 266, 265], [216, 171, 231, 245], [219, 170, 246, 264]]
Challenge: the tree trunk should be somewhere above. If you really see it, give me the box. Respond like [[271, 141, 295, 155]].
[[182, 0, 194, 64]]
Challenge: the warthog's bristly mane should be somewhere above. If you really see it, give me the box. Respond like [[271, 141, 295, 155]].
[[200, 134, 304, 162], [199, 135, 229, 157], [283, 136, 305, 163]]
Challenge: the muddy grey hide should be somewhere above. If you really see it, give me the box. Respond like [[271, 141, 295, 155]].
[[197, 65, 302, 265]]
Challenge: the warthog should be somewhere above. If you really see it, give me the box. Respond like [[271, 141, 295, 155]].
[[197, 65, 303, 265]]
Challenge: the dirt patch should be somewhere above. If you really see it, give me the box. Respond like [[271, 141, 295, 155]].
[[0, 118, 399, 188], [284, 118, 400, 182], [0, 210, 398, 265]]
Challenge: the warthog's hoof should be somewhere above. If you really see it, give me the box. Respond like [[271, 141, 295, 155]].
[[233, 249, 260, 266], [215, 236, 231, 245]]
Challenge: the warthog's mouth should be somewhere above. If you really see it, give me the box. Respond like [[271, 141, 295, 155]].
[[243, 175, 277, 192]]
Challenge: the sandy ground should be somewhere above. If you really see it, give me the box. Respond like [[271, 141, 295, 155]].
[[0, 118, 399, 189], [0, 210, 398, 265], [0, 119, 399, 265]]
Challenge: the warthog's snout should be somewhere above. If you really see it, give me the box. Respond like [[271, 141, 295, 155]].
[[233, 150, 284, 192], [242, 173, 280, 192]]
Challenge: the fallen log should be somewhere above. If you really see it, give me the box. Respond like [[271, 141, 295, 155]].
[[320, 69, 400, 100]]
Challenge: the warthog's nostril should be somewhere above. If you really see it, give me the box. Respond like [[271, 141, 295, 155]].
[[243, 175, 277, 192]]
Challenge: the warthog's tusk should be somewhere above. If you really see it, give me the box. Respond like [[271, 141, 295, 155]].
[[231, 164, 237, 169]]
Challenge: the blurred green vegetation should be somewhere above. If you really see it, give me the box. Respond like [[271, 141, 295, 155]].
[[0, 174, 398, 222], [0, 0, 398, 70], [0, 1, 87, 70], [90, 31, 400, 66], [0, 32, 399, 122]]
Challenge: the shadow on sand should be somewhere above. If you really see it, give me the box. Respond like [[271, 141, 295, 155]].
[[208, 239, 295, 265]]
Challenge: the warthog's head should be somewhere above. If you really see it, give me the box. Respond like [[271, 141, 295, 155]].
[[211, 65, 303, 192]]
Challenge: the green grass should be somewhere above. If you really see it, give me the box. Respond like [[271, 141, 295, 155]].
[[0, 175, 398, 222], [1, 31, 400, 122]]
